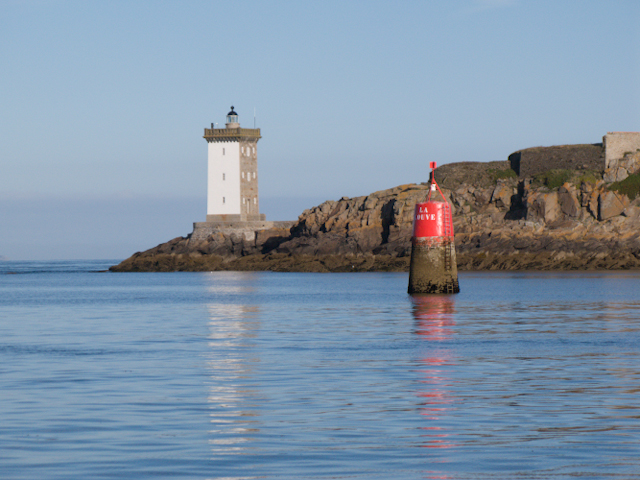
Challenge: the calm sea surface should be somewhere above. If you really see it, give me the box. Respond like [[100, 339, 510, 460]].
[[2, 261, 640, 479]]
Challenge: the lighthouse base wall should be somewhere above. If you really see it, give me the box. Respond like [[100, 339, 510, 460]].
[[205, 213, 266, 223], [408, 238, 460, 294], [191, 220, 295, 242]]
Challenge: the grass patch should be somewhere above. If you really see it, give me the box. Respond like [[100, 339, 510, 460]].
[[609, 173, 640, 200], [531, 169, 603, 190], [488, 168, 517, 181], [532, 169, 573, 189], [577, 171, 600, 185]]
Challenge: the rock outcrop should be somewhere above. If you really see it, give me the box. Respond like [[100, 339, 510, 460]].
[[604, 151, 640, 183], [110, 159, 640, 273]]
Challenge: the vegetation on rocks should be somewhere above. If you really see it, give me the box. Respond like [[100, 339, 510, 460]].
[[488, 167, 517, 181], [532, 169, 574, 189], [609, 173, 640, 200], [577, 171, 600, 185]]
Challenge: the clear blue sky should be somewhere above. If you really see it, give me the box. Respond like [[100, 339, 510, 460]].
[[1, 0, 639, 260]]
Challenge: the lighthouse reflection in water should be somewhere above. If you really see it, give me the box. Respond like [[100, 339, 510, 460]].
[[200, 272, 463, 475]]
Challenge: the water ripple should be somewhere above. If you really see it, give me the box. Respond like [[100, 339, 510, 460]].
[[1, 267, 640, 478]]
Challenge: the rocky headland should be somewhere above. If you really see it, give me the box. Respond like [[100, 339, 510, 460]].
[[111, 144, 640, 272]]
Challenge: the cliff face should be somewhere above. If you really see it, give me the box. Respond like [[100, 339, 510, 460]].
[[110, 158, 640, 272]]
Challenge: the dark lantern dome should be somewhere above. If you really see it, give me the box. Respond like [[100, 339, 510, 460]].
[[227, 106, 237, 116]]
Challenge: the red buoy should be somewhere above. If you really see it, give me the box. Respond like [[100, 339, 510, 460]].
[[408, 162, 460, 294], [412, 201, 454, 239]]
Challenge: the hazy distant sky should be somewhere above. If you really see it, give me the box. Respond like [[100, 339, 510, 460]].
[[1, 0, 639, 260]]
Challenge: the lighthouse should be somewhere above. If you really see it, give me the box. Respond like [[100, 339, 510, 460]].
[[203, 107, 265, 223]]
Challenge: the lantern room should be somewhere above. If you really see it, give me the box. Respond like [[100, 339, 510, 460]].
[[225, 106, 239, 128]]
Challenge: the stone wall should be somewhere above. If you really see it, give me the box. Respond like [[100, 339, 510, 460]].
[[509, 144, 604, 177], [240, 139, 260, 215], [191, 220, 295, 242], [205, 213, 267, 223], [603, 132, 640, 169]]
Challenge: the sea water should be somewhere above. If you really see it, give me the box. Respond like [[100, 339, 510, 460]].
[[1, 261, 640, 479]]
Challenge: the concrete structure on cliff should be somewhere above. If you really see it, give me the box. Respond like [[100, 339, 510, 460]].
[[604, 132, 640, 168], [191, 107, 294, 242]]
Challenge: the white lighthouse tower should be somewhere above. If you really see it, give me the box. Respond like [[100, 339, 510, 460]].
[[203, 107, 265, 223]]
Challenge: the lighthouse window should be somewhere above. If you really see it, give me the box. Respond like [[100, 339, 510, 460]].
[[222, 197, 225, 204], [242, 172, 245, 179], [223, 148, 225, 155], [222, 173, 225, 180], [253, 197, 257, 205], [242, 197, 245, 205], [253, 172, 256, 179]]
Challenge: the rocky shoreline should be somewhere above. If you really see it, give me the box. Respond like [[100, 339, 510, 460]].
[[110, 151, 640, 273]]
